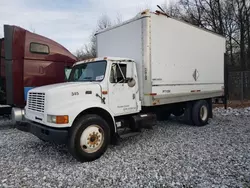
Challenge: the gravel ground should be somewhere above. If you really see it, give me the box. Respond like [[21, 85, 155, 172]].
[[0, 108, 250, 188]]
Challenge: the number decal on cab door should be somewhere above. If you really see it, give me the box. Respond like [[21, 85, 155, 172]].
[[72, 92, 79, 96]]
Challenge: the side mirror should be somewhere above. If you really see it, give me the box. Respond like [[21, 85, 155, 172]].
[[126, 62, 134, 79], [127, 78, 136, 87], [126, 62, 136, 87]]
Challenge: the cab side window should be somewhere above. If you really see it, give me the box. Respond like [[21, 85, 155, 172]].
[[110, 63, 127, 83], [30, 42, 50, 54]]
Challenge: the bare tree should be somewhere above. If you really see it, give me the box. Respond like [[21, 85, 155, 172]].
[[246, 2, 250, 68], [224, 1, 238, 66], [234, 0, 246, 69], [161, 1, 182, 18], [76, 14, 123, 60], [97, 14, 112, 31], [114, 12, 123, 25]]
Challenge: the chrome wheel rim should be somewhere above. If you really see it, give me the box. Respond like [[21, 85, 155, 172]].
[[200, 105, 208, 121], [80, 125, 104, 153]]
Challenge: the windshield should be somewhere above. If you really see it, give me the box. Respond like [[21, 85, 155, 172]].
[[68, 60, 107, 82]]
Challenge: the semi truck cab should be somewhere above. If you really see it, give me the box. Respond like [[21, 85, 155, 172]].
[[0, 24, 76, 116]]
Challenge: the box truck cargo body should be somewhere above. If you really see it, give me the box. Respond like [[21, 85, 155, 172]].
[[14, 10, 226, 162], [96, 11, 226, 106]]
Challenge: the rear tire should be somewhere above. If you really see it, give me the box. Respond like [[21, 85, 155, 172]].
[[68, 114, 110, 162], [192, 100, 209, 126]]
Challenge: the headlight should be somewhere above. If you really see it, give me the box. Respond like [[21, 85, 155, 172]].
[[47, 115, 69, 124]]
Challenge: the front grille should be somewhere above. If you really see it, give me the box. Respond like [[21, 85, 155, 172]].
[[28, 92, 45, 113]]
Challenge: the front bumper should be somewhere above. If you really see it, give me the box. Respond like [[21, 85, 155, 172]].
[[16, 121, 69, 144]]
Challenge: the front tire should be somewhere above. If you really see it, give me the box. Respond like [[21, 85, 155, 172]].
[[68, 114, 110, 162], [192, 100, 209, 126]]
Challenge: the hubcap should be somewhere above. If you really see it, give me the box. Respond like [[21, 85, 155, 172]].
[[200, 105, 208, 121], [80, 125, 104, 153]]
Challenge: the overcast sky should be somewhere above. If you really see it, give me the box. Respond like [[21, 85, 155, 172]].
[[0, 0, 175, 54]]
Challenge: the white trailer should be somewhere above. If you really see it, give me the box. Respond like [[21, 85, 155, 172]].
[[96, 10, 225, 107], [13, 10, 226, 162]]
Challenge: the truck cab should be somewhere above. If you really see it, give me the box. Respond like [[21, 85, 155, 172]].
[[25, 57, 141, 126], [14, 57, 153, 162]]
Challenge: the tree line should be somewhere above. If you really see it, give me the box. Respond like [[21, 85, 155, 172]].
[[76, 0, 250, 70]]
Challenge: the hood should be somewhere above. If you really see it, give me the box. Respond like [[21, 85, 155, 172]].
[[30, 82, 100, 93], [28, 81, 102, 111]]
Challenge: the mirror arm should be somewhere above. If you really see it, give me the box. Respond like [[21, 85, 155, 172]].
[[113, 79, 124, 86]]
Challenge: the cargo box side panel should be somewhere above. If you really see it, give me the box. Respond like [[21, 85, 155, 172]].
[[97, 18, 145, 102], [150, 14, 226, 104]]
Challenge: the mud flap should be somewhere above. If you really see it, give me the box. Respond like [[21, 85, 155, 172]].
[[184, 102, 193, 125], [207, 98, 213, 118]]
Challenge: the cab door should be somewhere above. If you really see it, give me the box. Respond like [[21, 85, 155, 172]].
[[108, 62, 139, 116]]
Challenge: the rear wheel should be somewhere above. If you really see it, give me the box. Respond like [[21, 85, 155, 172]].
[[68, 114, 110, 162], [192, 100, 209, 126]]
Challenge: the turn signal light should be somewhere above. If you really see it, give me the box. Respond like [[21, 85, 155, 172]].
[[56, 115, 69, 124], [47, 115, 69, 124]]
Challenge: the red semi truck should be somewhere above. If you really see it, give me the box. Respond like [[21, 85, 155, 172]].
[[0, 25, 77, 115]]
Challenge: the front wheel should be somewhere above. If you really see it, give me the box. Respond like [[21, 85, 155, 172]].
[[68, 114, 110, 162]]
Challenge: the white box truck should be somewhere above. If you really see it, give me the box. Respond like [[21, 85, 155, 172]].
[[13, 10, 226, 162]]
